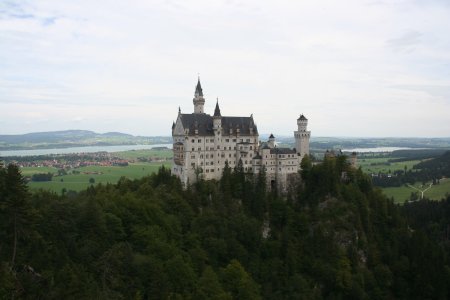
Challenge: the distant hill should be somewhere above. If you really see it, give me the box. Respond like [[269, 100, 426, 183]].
[[264, 135, 450, 151], [0, 130, 171, 150], [1, 130, 450, 151]]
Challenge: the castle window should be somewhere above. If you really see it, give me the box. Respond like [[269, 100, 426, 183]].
[[200, 155, 203, 158], [250, 146, 252, 150], [217, 145, 220, 149], [191, 163, 195, 167], [226, 139, 229, 142], [211, 154, 214, 158], [224, 147, 226, 150], [229, 154, 231, 158], [192, 148, 194, 151], [246, 139, 250, 142], [191, 155, 195, 159], [198, 147, 201, 151], [198, 139, 201, 143], [191, 139, 195, 143], [206, 154, 209, 159], [233, 139, 236, 142]]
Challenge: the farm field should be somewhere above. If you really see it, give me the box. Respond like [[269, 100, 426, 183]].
[[25, 162, 169, 193], [113, 148, 172, 160], [358, 157, 421, 174], [357, 155, 450, 203], [382, 178, 450, 203]]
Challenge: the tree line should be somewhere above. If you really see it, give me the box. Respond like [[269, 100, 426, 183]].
[[373, 150, 450, 187], [0, 156, 449, 299]]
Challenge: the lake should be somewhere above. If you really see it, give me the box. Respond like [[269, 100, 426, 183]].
[[0, 144, 173, 157], [342, 147, 426, 153]]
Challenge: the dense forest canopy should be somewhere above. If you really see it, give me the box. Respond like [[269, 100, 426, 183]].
[[0, 157, 449, 299]]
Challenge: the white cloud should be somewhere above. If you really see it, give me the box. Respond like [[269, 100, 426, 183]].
[[0, 0, 449, 137]]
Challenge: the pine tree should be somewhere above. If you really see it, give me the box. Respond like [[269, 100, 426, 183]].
[[3, 164, 30, 267]]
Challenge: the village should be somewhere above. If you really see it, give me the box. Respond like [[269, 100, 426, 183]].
[[4, 151, 171, 170]]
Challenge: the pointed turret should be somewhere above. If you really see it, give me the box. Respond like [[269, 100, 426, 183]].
[[297, 114, 307, 121], [214, 99, 221, 117], [193, 77, 205, 114], [213, 98, 222, 133], [268, 133, 275, 148], [195, 78, 203, 97]]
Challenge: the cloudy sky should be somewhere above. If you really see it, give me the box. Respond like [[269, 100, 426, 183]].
[[1, 0, 449, 137]]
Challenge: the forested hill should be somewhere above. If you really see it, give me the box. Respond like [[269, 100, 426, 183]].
[[0, 130, 171, 150], [1, 157, 449, 299], [415, 150, 450, 176]]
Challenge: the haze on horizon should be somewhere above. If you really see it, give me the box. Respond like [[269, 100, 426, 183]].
[[1, 0, 449, 138]]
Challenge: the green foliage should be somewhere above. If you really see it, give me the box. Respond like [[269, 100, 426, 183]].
[[0, 159, 449, 299]]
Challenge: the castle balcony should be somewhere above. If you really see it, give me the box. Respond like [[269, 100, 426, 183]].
[[173, 142, 185, 166]]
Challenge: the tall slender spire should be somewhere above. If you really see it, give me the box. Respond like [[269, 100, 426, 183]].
[[193, 77, 205, 114], [214, 98, 221, 117], [195, 77, 203, 97]]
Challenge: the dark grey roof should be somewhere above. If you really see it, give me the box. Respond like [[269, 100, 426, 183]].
[[222, 116, 258, 135], [298, 114, 307, 121], [214, 101, 221, 117], [195, 79, 203, 97], [270, 148, 296, 154], [179, 113, 258, 136], [253, 154, 262, 159], [180, 113, 214, 136], [269, 133, 275, 139]]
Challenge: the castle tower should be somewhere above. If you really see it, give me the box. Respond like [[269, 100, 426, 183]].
[[268, 133, 275, 148], [294, 114, 311, 161], [350, 152, 357, 168], [193, 78, 205, 114], [213, 99, 222, 132]]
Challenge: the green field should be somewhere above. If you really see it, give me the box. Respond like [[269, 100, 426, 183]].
[[358, 156, 450, 203], [25, 162, 169, 193], [382, 178, 450, 204], [113, 149, 173, 160], [358, 157, 421, 174]]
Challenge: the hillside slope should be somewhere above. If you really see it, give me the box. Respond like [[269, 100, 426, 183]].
[[0, 130, 170, 150]]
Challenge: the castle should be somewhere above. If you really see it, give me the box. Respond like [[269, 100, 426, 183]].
[[172, 79, 310, 191]]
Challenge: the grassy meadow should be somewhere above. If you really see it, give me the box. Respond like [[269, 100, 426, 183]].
[[358, 157, 421, 174], [26, 162, 169, 193], [382, 178, 450, 203], [23, 149, 172, 193], [358, 155, 450, 203]]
